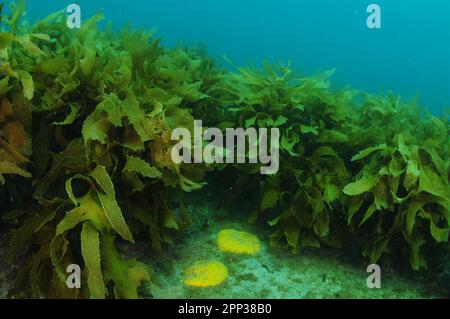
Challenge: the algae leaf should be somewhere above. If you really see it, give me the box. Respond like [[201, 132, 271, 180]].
[[0, 160, 31, 184], [343, 174, 379, 196], [81, 222, 106, 299], [89, 166, 134, 243], [51, 190, 105, 281], [53, 103, 81, 126], [123, 156, 162, 179], [260, 186, 279, 211], [7, 0, 26, 34], [16, 70, 34, 100], [300, 125, 319, 136], [419, 165, 450, 199], [15, 35, 47, 56], [102, 234, 152, 299], [0, 32, 15, 50], [284, 220, 300, 249], [430, 221, 449, 243], [351, 144, 389, 161], [405, 199, 426, 237]]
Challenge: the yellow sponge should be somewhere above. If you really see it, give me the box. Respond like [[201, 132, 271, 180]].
[[183, 260, 228, 287], [217, 229, 261, 255]]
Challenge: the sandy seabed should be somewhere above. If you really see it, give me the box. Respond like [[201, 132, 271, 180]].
[[144, 197, 442, 299], [0, 196, 443, 299]]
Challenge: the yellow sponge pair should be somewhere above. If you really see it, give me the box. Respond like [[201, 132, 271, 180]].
[[183, 229, 261, 287]]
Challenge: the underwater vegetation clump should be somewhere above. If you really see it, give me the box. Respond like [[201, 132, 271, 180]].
[[0, 2, 449, 299]]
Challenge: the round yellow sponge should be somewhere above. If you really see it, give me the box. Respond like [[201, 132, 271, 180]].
[[183, 260, 228, 287], [217, 229, 261, 255]]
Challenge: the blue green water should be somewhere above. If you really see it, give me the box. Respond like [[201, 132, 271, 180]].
[[17, 0, 450, 114]]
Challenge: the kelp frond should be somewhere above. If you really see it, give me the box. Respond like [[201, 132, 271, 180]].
[[0, 1, 449, 299]]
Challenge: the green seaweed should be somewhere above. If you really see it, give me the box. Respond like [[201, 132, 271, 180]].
[[1, 2, 449, 299], [344, 134, 449, 269]]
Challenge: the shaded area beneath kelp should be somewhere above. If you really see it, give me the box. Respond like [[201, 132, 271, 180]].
[[0, 187, 445, 299], [0, 247, 14, 298], [136, 188, 445, 299], [0, 177, 30, 299]]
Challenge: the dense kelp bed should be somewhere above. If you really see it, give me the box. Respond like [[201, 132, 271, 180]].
[[0, 2, 449, 298]]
